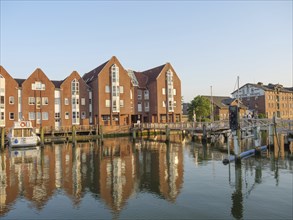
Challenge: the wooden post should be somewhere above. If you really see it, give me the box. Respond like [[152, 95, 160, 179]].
[[1, 128, 5, 149], [165, 125, 170, 143], [72, 125, 76, 146], [290, 141, 293, 155], [132, 128, 136, 141], [99, 125, 103, 140], [279, 134, 285, 158], [273, 131, 279, 158], [202, 124, 207, 143], [40, 127, 44, 146]]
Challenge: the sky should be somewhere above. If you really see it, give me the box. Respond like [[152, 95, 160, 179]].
[[0, 0, 292, 102]]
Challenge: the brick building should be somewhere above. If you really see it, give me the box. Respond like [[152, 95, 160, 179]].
[[0, 56, 182, 130], [231, 82, 293, 119], [133, 63, 182, 123]]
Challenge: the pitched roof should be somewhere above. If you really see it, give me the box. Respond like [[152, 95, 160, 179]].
[[141, 64, 165, 83], [82, 60, 109, 84], [14, 78, 25, 87], [232, 82, 293, 94], [51, 80, 64, 88], [134, 71, 148, 88], [202, 96, 231, 108]]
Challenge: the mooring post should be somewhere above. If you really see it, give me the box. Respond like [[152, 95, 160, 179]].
[[132, 128, 136, 141], [1, 128, 5, 149], [279, 134, 285, 158], [99, 125, 103, 140], [253, 126, 261, 147], [40, 126, 44, 146], [233, 130, 240, 162], [165, 125, 170, 143], [202, 124, 207, 143], [72, 125, 76, 146]]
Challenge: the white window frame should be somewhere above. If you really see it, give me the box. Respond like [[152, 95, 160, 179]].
[[105, 99, 110, 107], [29, 97, 35, 105], [42, 97, 49, 105], [9, 96, 14, 104], [9, 112, 14, 120], [65, 98, 69, 105], [65, 112, 69, 119], [105, 85, 110, 93], [42, 112, 48, 120], [81, 98, 86, 105], [29, 112, 35, 120]]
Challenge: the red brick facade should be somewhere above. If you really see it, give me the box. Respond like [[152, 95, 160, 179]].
[[0, 56, 182, 129]]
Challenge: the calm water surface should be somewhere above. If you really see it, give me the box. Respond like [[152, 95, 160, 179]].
[[0, 136, 292, 219]]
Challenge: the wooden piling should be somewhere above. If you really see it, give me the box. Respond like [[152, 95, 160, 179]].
[[279, 134, 285, 158], [165, 125, 170, 143], [72, 125, 76, 146], [99, 125, 103, 140], [1, 128, 5, 149], [202, 124, 207, 143], [40, 127, 44, 146], [132, 128, 136, 141]]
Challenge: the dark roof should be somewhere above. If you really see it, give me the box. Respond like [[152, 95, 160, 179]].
[[141, 64, 165, 83], [82, 60, 109, 84], [203, 96, 230, 108], [14, 78, 25, 87], [51, 80, 64, 88], [134, 71, 148, 88]]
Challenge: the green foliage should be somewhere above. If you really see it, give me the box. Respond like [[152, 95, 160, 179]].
[[258, 113, 266, 119], [188, 96, 211, 121]]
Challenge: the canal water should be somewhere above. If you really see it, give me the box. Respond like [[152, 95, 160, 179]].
[[0, 136, 292, 219]]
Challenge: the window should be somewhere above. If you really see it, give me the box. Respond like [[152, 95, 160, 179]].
[[29, 112, 35, 120], [81, 98, 85, 105], [111, 64, 119, 83], [173, 89, 176, 96], [145, 101, 149, 112], [174, 101, 177, 108], [55, 98, 60, 104], [0, 96, 4, 105], [42, 112, 48, 120], [9, 96, 14, 104], [89, 98, 92, 104], [138, 90, 142, 100], [112, 85, 119, 96], [162, 88, 166, 95], [71, 79, 79, 95], [65, 98, 69, 105], [1, 112, 4, 120], [81, 111, 86, 119], [65, 112, 69, 119], [42, 97, 48, 105], [120, 100, 124, 107], [29, 97, 35, 105], [105, 85, 110, 93], [9, 112, 14, 120], [55, 113, 60, 118], [105, 99, 110, 107], [163, 101, 166, 107], [144, 90, 149, 100], [120, 86, 124, 94], [138, 102, 142, 112], [36, 97, 41, 109]]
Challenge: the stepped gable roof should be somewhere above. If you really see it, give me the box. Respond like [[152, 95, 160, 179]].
[[141, 64, 166, 83], [14, 78, 25, 87], [134, 71, 148, 88], [82, 60, 109, 84]]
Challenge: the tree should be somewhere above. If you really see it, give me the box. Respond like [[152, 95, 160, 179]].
[[188, 96, 211, 121]]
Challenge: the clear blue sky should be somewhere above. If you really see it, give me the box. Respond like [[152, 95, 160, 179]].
[[1, 0, 292, 102]]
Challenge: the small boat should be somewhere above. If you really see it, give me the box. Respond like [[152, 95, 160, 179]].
[[7, 121, 40, 147]]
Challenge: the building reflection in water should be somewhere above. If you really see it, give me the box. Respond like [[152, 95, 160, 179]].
[[0, 137, 184, 216]]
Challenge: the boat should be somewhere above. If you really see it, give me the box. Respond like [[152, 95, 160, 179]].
[[7, 121, 40, 147]]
